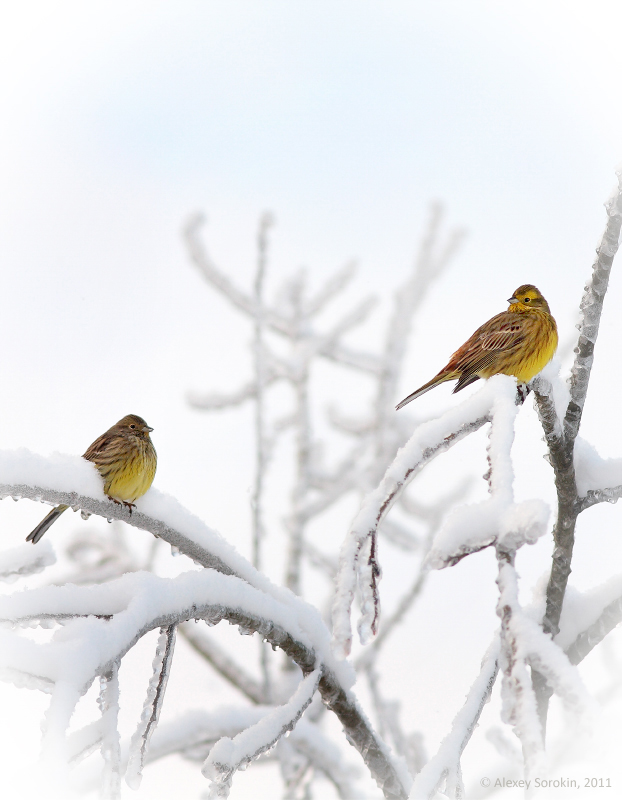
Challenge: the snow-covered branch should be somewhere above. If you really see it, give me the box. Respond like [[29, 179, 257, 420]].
[[84, 707, 364, 800], [0, 455, 409, 798], [0, 540, 55, 582], [203, 669, 321, 798], [529, 176, 622, 730], [126, 624, 177, 789], [333, 376, 537, 657], [565, 173, 622, 444]]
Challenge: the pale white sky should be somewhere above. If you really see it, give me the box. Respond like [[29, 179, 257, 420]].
[[2, 2, 622, 797]]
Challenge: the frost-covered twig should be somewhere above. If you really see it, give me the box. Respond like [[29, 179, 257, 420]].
[[92, 708, 363, 800], [203, 669, 321, 798], [373, 204, 466, 465], [496, 550, 546, 783], [496, 545, 594, 784], [411, 637, 499, 799], [355, 565, 428, 671], [126, 624, 177, 789], [304, 260, 357, 317], [184, 213, 292, 337], [252, 211, 272, 573], [184, 214, 383, 374]]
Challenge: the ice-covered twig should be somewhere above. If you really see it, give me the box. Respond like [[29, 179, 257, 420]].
[[202, 669, 321, 798], [126, 624, 177, 789], [557, 574, 622, 666], [530, 177, 622, 728], [565, 173, 622, 444], [99, 665, 121, 800], [575, 485, 622, 512], [410, 637, 499, 799]]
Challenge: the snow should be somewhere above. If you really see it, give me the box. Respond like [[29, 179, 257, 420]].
[[0, 566, 353, 770], [574, 436, 622, 496], [0, 541, 55, 583], [0, 449, 104, 499], [555, 574, 622, 652], [0, 447, 351, 692]]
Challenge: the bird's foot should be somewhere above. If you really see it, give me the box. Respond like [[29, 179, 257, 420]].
[[107, 497, 136, 515]]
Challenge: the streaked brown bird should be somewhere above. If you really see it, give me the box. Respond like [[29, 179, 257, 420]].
[[396, 284, 558, 409], [26, 414, 157, 544]]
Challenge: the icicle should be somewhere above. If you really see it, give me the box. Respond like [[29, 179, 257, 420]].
[[125, 624, 177, 790]]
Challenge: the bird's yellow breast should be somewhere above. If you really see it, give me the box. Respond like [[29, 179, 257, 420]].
[[102, 446, 157, 503], [487, 310, 558, 383]]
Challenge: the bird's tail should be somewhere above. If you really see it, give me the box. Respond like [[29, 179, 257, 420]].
[[395, 372, 457, 410], [26, 504, 69, 544]]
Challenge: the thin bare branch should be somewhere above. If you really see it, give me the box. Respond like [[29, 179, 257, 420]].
[[179, 622, 265, 704]]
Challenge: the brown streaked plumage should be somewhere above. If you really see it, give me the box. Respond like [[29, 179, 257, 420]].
[[396, 285, 558, 410], [26, 414, 157, 544]]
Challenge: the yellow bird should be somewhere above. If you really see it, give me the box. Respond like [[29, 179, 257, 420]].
[[27, 414, 157, 544], [396, 284, 558, 409]]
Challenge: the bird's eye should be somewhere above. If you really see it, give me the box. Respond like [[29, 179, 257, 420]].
[[524, 297, 530, 303], [130, 424, 136, 429]]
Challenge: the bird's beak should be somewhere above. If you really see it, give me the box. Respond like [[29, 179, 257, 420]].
[[143, 425, 154, 433], [507, 296, 518, 304]]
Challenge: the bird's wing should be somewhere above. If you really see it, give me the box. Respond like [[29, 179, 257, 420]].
[[83, 432, 126, 466], [479, 321, 525, 351], [450, 312, 527, 369]]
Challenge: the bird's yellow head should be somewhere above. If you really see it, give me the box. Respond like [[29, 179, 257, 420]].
[[116, 414, 154, 438], [507, 284, 551, 314]]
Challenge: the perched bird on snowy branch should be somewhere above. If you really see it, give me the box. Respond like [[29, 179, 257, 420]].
[[396, 284, 558, 408], [26, 414, 157, 543]]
